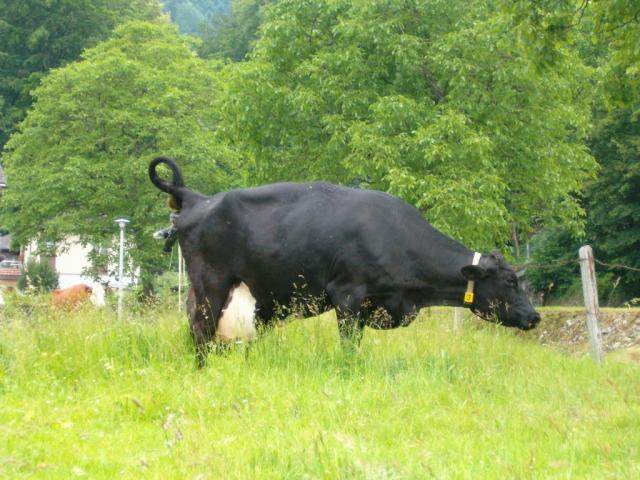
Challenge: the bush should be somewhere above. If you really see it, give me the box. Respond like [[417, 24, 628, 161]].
[[17, 258, 59, 293]]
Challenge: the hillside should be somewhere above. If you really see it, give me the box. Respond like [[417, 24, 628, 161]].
[[534, 308, 640, 362]]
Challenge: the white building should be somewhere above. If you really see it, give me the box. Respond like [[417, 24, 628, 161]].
[[23, 236, 137, 290]]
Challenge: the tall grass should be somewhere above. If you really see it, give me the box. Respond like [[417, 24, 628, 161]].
[[0, 303, 638, 479]]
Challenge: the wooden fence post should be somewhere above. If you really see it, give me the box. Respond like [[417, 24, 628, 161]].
[[578, 245, 603, 364], [453, 307, 463, 333]]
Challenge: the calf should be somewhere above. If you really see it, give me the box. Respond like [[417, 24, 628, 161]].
[[149, 157, 540, 365], [51, 283, 93, 310]]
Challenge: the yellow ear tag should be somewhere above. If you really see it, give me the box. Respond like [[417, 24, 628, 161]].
[[464, 292, 474, 304]]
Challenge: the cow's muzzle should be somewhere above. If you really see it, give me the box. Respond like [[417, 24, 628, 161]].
[[519, 312, 541, 330], [153, 227, 173, 240]]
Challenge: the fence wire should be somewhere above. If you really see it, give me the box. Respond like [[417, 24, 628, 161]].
[[593, 259, 640, 273], [513, 258, 575, 270], [514, 256, 640, 273]]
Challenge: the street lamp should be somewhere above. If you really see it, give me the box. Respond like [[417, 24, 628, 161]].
[[115, 218, 130, 319]]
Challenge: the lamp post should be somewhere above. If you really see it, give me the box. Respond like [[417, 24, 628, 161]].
[[115, 218, 130, 319]]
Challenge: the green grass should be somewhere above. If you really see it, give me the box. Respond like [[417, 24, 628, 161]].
[[0, 304, 638, 479]]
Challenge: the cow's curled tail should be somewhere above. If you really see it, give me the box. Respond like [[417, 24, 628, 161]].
[[149, 156, 186, 210]]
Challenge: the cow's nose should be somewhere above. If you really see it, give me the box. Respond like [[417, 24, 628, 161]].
[[530, 312, 541, 326]]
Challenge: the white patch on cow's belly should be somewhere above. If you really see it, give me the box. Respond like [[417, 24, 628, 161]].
[[217, 282, 257, 342]]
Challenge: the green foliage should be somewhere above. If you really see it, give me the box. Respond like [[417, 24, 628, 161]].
[[1, 307, 639, 477], [171, 1, 207, 34], [200, 0, 273, 61], [0, 21, 239, 276], [589, 0, 640, 107], [503, 0, 587, 67], [528, 106, 640, 305], [0, 0, 163, 150], [162, 0, 230, 34], [216, 0, 596, 249], [503, 1, 639, 304], [506, 0, 640, 107], [588, 107, 640, 299], [526, 227, 581, 304], [17, 258, 59, 293]]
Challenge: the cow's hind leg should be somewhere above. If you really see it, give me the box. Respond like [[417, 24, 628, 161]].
[[186, 267, 233, 367], [186, 289, 217, 367]]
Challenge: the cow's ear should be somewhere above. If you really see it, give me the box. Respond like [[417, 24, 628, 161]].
[[461, 265, 489, 281]]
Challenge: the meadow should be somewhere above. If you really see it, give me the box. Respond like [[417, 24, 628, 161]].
[[0, 301, 638, 479]]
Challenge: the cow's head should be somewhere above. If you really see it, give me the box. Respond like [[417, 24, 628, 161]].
[[461, 251, 540, 330]]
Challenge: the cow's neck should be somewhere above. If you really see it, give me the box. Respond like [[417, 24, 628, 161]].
[[420, 240, 478, 308], [426, 280, 471, 308]]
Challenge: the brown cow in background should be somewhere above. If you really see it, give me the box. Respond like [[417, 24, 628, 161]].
[[51, 283, 93, 310]]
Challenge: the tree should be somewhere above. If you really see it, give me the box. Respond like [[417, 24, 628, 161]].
[[506, 0, 640, 106], [0, 21, 239, 292], [593, 1, 640, 107], [502, 1, 639, 303], [526, 227, 582, 304], [199, 0, 273, 61], [162, 0, 230, 34], [215, 0, 596, 249], [170, 1, 207, 34], [587, 107, 640, 300], [0, 0, 163, 150]]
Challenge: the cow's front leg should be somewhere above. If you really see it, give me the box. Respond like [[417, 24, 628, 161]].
[[336, 311, 365, 349], [328, 283, 367, 349]]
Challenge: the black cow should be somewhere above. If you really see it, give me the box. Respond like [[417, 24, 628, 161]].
[[149, 157, 540, 364]]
